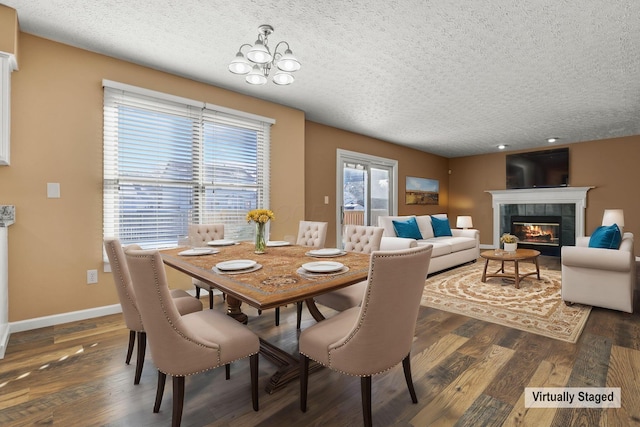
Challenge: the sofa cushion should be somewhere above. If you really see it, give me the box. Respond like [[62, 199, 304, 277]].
[[589, 224, 622, 249], [419, 239, 452, 257], [392, 217, 423, 239], [415, 215, 435, 239], [378, 215, 415, 237], [441, 236, 477, 252], [431, 216, 453, 237]]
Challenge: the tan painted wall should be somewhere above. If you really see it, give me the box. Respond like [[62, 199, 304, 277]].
[[449, 137, 640, 256], [3, 26, 638, 323], [0, 33, 305, 322], [305, 121, 449, 247], [0, 5, 19, 58]]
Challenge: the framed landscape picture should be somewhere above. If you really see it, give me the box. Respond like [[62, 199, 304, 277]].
[[405, 176, 439, 205]]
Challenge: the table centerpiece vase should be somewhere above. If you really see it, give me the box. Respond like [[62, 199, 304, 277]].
[[503, 242, 517, 253], [254, 222, 267, 254], [500, 233, 519, 253], [246, 209, 275, 254]]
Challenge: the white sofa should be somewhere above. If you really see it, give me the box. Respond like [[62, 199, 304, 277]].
[[561, 232, 635, 313], [377, 214, 480, 274]]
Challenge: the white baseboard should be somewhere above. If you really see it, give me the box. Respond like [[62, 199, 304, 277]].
[[1, 289, 200, 359], [479, 244, 495, 250], [9, 304, 124, 334], [8, 288, 198, 335]]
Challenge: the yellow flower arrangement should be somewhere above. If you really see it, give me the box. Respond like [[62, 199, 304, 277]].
[[246, 209, 275, 224], [500, 233, 519, 244], [247, 209, 274, 253]]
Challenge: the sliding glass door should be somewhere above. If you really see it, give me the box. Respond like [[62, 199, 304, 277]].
[[336, 150, 397, 245]]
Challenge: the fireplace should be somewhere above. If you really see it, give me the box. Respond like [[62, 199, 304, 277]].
[[511, 215, 561, 256], [487, 187, 593, 257]]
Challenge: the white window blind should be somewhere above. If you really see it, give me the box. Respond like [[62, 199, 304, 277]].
[[103, 82, 272, 248]]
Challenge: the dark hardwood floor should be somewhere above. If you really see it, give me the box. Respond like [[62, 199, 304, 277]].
[[1, 257, 639, 426]]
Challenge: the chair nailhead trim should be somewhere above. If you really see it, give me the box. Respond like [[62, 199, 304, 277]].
[[312, 247, 427, 377], [107, 243, 144, 330], [129, 252, 248, 375], [300, 350, 404, 378], [158, 351, 259, 377]]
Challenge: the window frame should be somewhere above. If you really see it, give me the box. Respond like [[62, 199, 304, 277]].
[[102, 80, 274, 250]]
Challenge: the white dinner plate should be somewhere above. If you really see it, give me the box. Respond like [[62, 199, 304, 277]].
[[266, 240, 291, 247], [207, 239, 236, 246], [307, 248, 342, 256], [178, 248, 218, 256], [215, 259, 257, 271], [301, 261, 344, 273]]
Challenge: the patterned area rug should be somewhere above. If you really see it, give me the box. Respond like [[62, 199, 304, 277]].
[[421, 260, 591, 343]]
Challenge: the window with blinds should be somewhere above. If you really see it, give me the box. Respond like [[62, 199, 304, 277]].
[[103, 81, 273, 248]]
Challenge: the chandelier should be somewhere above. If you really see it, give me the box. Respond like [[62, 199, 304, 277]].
[[228, 24, 301, 85]]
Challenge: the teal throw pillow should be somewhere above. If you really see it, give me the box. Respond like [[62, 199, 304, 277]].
[[392, 217, 423, 239], [588, 224, 622, 249], [431, 216, 453, 237]]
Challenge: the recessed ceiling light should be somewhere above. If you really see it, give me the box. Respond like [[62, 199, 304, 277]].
[[547, 137, 559, 143], [497, 144, 507, 150]]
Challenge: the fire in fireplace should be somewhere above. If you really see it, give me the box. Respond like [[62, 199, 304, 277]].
[[511, 215, 562, 255]]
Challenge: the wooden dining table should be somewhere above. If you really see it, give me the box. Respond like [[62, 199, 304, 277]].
[[161, 241, 371, 393]]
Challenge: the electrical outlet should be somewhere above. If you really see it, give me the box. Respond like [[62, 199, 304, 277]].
[[87, 269, 98, 284]]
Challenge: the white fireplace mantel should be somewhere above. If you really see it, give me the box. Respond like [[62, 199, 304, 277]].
[[486, 187, 593, 249]]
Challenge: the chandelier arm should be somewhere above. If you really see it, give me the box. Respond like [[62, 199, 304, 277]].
[[273, 41, 291, 55], [237, 43, 253, 53]]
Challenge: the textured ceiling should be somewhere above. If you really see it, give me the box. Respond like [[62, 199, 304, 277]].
[[4, 0, 640, 157]]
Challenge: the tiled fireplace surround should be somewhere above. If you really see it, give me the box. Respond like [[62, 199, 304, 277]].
[[487, 187, 592, 253]]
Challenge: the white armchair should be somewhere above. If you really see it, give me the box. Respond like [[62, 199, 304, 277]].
[[561, 232, 635, 313]]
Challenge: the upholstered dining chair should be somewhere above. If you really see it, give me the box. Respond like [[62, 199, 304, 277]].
[[104, 238, 203, 385], [299, 245, 433, 427], [313, 225, 384, 315], [125, 247, 260, 427], [188, 223, 225, 309], [270, 221, 329, 328], [296, 220, 328, 248]]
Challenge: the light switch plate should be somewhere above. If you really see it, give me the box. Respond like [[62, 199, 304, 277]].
[[47, 183, 60, 198]]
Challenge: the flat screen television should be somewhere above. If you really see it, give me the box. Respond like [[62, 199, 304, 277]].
[[506, 147, 569, 189]]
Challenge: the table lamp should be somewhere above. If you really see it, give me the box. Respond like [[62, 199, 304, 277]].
[[456, 215, 473, 229], [602, 209, 624, 232]]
